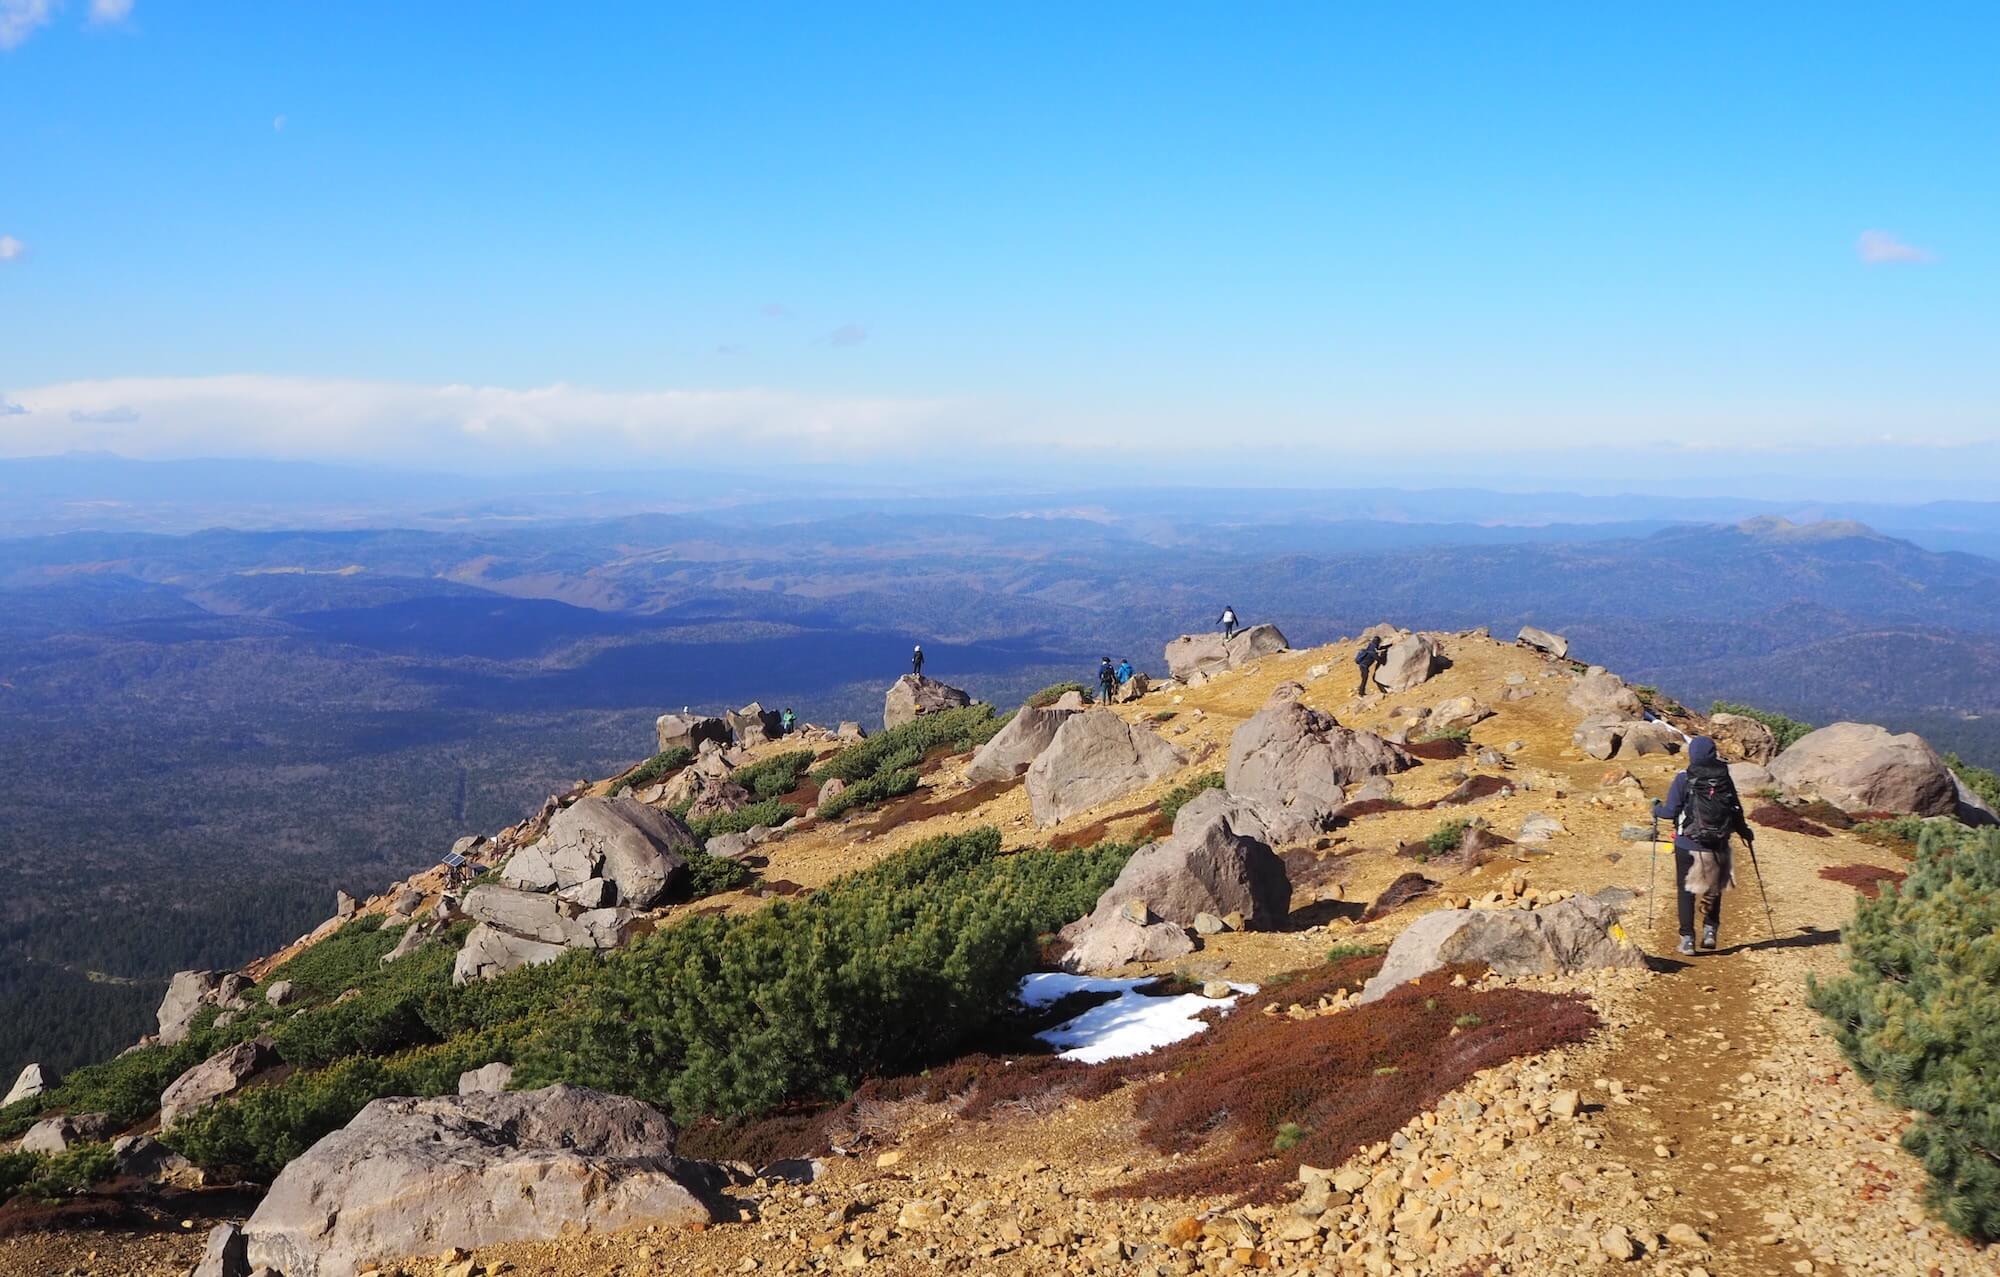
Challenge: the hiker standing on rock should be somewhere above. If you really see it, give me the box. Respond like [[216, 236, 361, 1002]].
[[912, 644, 924, 676], [1354, 634, 1388, 696], [1098, 657, 1118, 704], [1653, 735, 1756, 956], [1219, 605, 1239, 639]]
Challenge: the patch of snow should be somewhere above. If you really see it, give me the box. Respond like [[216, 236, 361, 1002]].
[[1017, 972, 1259, 1065]]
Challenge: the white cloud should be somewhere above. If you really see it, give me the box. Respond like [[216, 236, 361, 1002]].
[[1856, 229, 1933, 265], [0, 400, 24, 416], [272, 114, 286, 132], [0, 235, 23, 261], [87, 0, 130, 23], [0, 0, 54, 49], [0, 374, 962, 464]]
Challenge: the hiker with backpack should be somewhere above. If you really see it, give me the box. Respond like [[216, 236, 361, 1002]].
[[1219, 606, 1239, 639], [780, 707, 797, 735], [1098, 657, 1119, 704], [912, 644, 924, 677], [1653, 734, 1757, 956], [1354, 634, 1389, 696], [1115, 658, 1135, 685]]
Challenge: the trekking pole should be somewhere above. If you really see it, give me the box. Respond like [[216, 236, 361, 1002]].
[[1743, 838, 1778, 942], [1647, 817, 1659, 927]]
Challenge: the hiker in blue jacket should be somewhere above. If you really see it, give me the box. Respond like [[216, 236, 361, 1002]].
[[1115, 658, 1135, 685], [1653, 735, 1756, 956]]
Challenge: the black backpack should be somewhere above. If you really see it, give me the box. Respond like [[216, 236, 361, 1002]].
[[1684, 770, 1741, 847], [1354, 641, 1378, 667]]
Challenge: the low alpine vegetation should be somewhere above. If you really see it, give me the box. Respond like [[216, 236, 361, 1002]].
[[808, 704, 1006, 819], [1157, 771, 1225, 826], [623, 745, 694, 791]]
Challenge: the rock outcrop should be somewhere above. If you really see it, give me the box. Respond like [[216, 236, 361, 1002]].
[[1515, 626, 1569, 658], [1424, 695, 1493, 733], [1225, 687, 1412, 838], [1360, 895, 1645, 1003], [499, 797, 693, 908], [1089, 804, 1291, 931], [1955, 774, 1998, 827], [1770, 722, 1958, 816], [21, 1112, 113, 1154], [1163, 624, 1288, 681], [724, 702, 782, 744], [964, 704, 1078, 785], [1567, 667, 1644, 720], [1112, 672, 1151, 703], [655, 712, 729, 755], [157, 969, 228, 1047], [1055, 909, 1196, 972], [458, 1062, 515, 1095], [1372, 634, 1444, 693], [3, 1062, 50, 1107], [1025, 711, 1186, 826], [161, 1038, 276, 1130], [883, 674, 972, 730], [1708, 712, 1778, 765], [239, 1086, 723, 1277], [453, 886, 647, 984]]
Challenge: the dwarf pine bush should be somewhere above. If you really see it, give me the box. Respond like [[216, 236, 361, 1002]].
[[1808, 823, 2000, 1241], [1157, 772, 1225, 826]]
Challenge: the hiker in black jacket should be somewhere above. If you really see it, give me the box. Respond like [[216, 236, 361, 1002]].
[[1098, 656, 1118, 704], [1653, 735, 1756, 956], [912, 644, 924, 676], [1354, 635, 1388, 696]]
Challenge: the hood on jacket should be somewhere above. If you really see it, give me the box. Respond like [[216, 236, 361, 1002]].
[[1688, 735, 1719, 766]]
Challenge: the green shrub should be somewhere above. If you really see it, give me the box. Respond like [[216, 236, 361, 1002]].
[[624, 746, 694, 791], [259, 915, 394, 1000], [687, 798, 797, 842], [810, 706, 1003, 785], [0, 1143, 116, 1204], [1424, 818, 1472, 856], [514, 827, 1130, 1120], [1711, 701, 1815, 752], [1025, 683, 1087, 709], [269, 933, 464, 1068], [0, 1037, 215, 1141], [730, 750, 815, 802], [685, 852, 753, 898], [1158, 772, 1226, 826], [816, 768, 920, 820], [1808, 824, 2000, 1241], [1325, 943, 1385, 963], [1415, 726, 1472, 744]]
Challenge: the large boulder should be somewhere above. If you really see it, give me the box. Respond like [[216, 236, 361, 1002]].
[[1226, 687, 1413, 838], [3, 1062, 51, 1107], [724, 702, 782, 745], [1708, 712, 1778, 765], [1373, 634, 1444, 693], [1163, 623, 1289, 681], [453, 886, 646, 983], [161, 1038, 277, 1130], [1112, 672, 1151, 703], [1567, 667, 1644, 720], [1081, 804, 1291, 931], [1770, 722, 1958, 816], [1424, 695, 1493, 733], [1359, 895, 1645, 1003], [501, 797, 693, 908], [192, 1222, 248, 1277], [1615, 719, 1683, 759], [20, 1112, 113, 1154], [655, 712, 729, 755], [964, 704, 1078, 785], [1025, 712, 1186, 827], [1055, 911, 1196, 972], [157, 969, 227, 1047], [1955, 774, 1998, 827], [1515, 626, 1569, 659], [240, 1086, 723, 1277], [883, 674, 972, 730]]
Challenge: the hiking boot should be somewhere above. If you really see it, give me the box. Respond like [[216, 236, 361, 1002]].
[[1701, 925, 1718, 950], [1678, 935, 1696, 957]]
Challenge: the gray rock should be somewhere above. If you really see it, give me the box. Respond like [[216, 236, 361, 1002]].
[[1193, 911, 1227, 935], [262, 980, 297, 1008], [192, 1222, 249, 1277], [504, 796, 694, 908], [1954, 773, 1998, 827], [882, 674, 973, 730], [1025, 711, 1186, 827], [1568, 667, 1644, 720], [1515, 626, 1569, 658], [1349, 776, 1396, 804], [20, 1112, 113, 1154], [964, 704, 1079, 785], [1708, 712, 1779, 765], [388, 888, 423, 917], [1112, 672, 1151, 703], [161, 1038, 277, 1130], [458, 1062, 515, 1095], [112, 1133, 193, 1182], [1162, 623, 1288, 680], [724, 701, 782, 744], [1516, 813, 1565, 843], [1373, 634, 1444, 693], [1770, 722, 1958, 816], [1075, 803, 1291, 932], [335, 890, 358, 920], [1573, 714, 1631, 760], [240, 1086, 722, 1277], [1360, 895, 1646, 1003], [1614, 720, 1684, 759], [3, 1062, 51, 1107], [453, 924, 570, 985], [655, 712, 729, 754], [1056, 912, 1195, 972], [1425, 695, 1493, 732], [555, 877, 615, 909], [1226, 688, 1413, 836], [157, 969, 226, 1046], [1729, 762, 1776, 794], [379, 920, 440, 966], [837, 721, 865, 740]]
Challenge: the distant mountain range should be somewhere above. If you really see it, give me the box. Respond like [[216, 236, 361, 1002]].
[[2, 478, 1998, 1073]]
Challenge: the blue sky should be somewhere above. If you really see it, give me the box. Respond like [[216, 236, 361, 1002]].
[[1, 2, 1994, 489]]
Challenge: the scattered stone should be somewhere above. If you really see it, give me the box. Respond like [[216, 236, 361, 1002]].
[[156, 970, 227, 1047], [3, 1061, 51, 1107], [1516, 813, 1564, 843], [21, 1112, 113, 1154], [501, 796, 696, 907], [1568, 667, 1644, 720], [1163, 623, 1289, 680], [1708, 712, 1779, 764], [458, 1062, 515, 1095], [1360, 894, 1646, 1002], [192, 1222, 249, 1277], [1516, 626, 1569, 658]]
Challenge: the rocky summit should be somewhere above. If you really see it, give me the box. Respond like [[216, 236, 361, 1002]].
[[4, 625, 1997, 1277]]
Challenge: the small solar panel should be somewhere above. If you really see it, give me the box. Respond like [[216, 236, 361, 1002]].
[[442, 850, 468, 868]]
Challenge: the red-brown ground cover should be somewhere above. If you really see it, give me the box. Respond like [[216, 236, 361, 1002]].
[[1749, 804, 1832, 837], [1404, 737, 1468, 761], [1819, 864, 1907, 899]]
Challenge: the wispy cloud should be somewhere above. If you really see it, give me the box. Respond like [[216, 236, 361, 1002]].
[[1, 374, 961, 464], [0, 0, 54, 49], [1856, 229, 1933, 265], [0, 400, 25, 417], [759, 303, 791, 319], [0, 235, 23, 261], [826, 323, 868, 348], [87, 0, 130, 23], [272, 114, 286, 132]]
